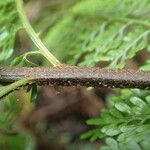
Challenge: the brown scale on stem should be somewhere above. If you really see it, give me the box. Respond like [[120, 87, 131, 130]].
[[0, 65, 150, 89]]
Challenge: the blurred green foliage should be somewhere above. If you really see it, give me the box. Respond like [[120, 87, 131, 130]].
[[44, 0, 150, 68], [0, 0, 21, 63]]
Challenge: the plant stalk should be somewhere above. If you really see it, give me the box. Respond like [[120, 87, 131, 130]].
[[15, 0, 61, 67], [0, 78, 31, 99], [1, 66, 150, 90]]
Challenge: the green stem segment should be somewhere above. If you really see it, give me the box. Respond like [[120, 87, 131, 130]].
[[119, 18, 150, 28], [15, 0, 61, 67], [0, 78, 31, 99]]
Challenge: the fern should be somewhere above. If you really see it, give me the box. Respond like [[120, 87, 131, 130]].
[[0, 0, 150, 149], [81, 89, 150, 149]]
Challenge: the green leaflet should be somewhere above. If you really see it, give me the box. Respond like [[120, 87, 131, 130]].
[[101, 138, 142, 150], [0, 0, 21, 62]]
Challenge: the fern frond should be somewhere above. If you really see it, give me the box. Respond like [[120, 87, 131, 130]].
[[44, 0, 150, 68], [81, 89, 150, 149], [80, 22, 150, 67]]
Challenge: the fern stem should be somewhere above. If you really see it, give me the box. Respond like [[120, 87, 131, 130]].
[[100, 15, 150, 28], [118, 18, 150, 28], [15, 0, 61, 67], [0, 78, 31, 99], [1, 66, 150, 90]]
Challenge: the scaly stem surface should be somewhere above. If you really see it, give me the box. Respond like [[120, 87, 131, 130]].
[[1, 66, 150, 98]]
